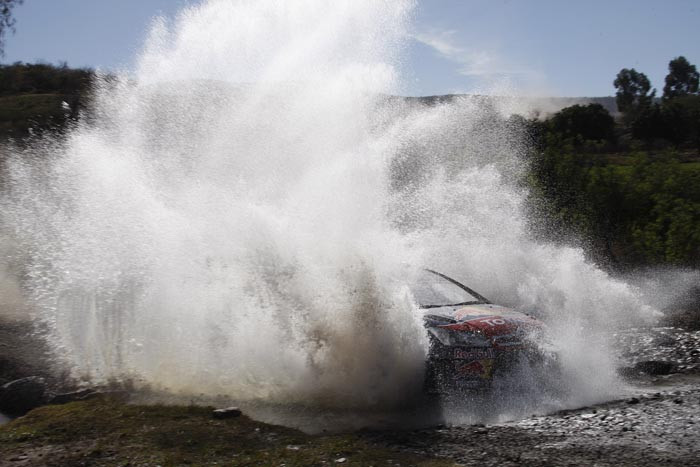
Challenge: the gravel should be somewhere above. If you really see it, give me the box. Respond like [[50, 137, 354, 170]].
[[362, 326, 700, 467], [366, 385, 700, 466], [616, 327, 700, 374]]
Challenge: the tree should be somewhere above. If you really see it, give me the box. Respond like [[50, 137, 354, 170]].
[[548, 103, 616, 144], [614, 68, 655, 118], [631, 103, 664, 144], [663, 56, 699, 100], [660, 100, 692, 146], [0, 0, 22, 56]]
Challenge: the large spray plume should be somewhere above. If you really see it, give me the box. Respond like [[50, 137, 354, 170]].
[[1, 0, 658, 416]]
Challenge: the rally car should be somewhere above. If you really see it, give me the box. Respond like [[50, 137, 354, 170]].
[[412, 269, 555, 393]]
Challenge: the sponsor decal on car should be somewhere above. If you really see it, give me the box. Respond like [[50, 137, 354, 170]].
[[445, 308, 542, 350], [452, 347, 495, 380], [455, 358, 494, 379], [454, 347, 495, 360]]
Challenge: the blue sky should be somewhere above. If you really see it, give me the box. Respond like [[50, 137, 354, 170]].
[[3, 0, 699, 97]]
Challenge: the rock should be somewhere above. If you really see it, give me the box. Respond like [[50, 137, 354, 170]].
[[0, 376, 46, 415], [652, 334, 677, 347], [335, 458, 347, 463], [661, 286, 700, 330], [627, 397, 640, 405], [212, 406, 242, 419], [48, 389, 99, 405], [633, 360, 677, 376]]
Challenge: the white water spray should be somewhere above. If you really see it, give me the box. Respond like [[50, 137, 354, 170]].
[[2, 0, 657, 417]]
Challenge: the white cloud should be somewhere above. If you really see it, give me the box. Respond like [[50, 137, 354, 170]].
[[412, 28, 537, 80], [412, 28, 463, 58]]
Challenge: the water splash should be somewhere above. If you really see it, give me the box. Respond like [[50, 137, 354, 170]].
[[1, 0, 658, 418]]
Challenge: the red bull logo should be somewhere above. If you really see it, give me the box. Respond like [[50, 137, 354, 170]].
[[455, 357, 494, 379]]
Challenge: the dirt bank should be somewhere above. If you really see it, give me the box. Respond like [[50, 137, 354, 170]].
[[0, 396, 452, 467]]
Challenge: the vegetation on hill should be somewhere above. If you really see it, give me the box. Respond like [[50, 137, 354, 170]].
[[0, 62, 93, 140], [0, 57, 698, 269], [528, 139, 700, 268], [525, 56, 700, 269]]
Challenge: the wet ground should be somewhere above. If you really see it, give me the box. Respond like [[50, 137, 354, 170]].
[[367, 376, 700, 466], [2, 315, 700, 465], [364, 326, 700, 466], [616, 326, 700, 373]]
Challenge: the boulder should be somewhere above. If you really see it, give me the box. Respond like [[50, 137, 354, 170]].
[[661, 286, 700, 330], [633, 360, 676, 376], [618, 360, 677, 378], [212, 407, 242, 419], [48, 389, 99, 405], [0, 376, 47, 415]]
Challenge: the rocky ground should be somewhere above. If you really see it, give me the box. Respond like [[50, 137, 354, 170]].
[[368, 378, 700, 467], [360, 324, 700, 467], [616, 326, 700, 374]]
